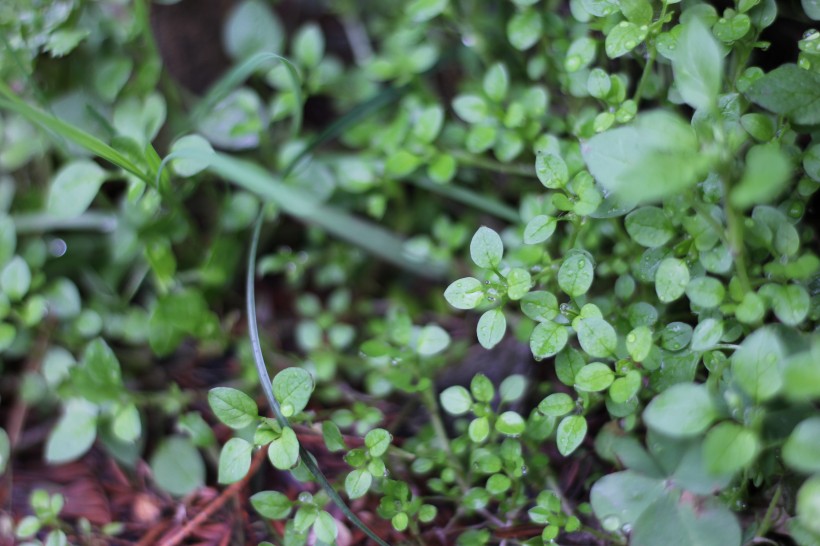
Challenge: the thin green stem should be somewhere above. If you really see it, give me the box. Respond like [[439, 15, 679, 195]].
[[755, 483, 782, 539], [448, 149, 537, 178], [12, 212, 118, 233]]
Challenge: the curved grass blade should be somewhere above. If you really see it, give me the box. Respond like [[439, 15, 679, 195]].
[[410, 177, 520, 223]]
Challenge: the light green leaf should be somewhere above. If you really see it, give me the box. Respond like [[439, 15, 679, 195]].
[[643, 383, 717, 437], [731, 326, 784, 402], [499, 375, 528, 402], [655, 258, 690, 303], [407, 0, 449, 22], [804, 0, 820, 19], [293, 23, 324, 68], [224, 0, 284, 61], [314, 511, 338, 543], [576, 318, 617, 358], [591, 471, 666, 529], [269, 426, 300, 470], [444, 277, 484, 310], [171, 135, 214, 177], [521, 291, 559, 322], [272, 368, 314, 417], [784, 417, 820, 474], [745, 64, 820, 125], [440, 386, 473, 415], [218, 438, 253, 484], [471, 373, 495, 402], [772, 284, 810, 326], [673, 17, 723, 110], [495, 411, 526, 436], [558, 249, 594, 297], [626, 326, 653, 362], [345, 468, 373, 499], [691, 318, 723, 352], [609, 370, 642, 403], [322, 421, 346, 452], [0, 256, 30, 301], [631, 493, 741, 546], [251, 491, 293, 520], [477, 308, 506, 349], [574, 362, 615, 392], [470, 226, 503, 269], [469, 416, 491, 443], [46, 161, 107, 219], [605, 21, 647, 58], [45, 399, 98, 464], [365, 428, 392, 458], [530, 320, 569, 360], [731, 144, 792, 209], [797, 475, 820, 535], [506, 268, 532, 300], [507, 9, 542, 50], [483, 63, 509, 102], [535, 153, 568, 188], [556, 415, 587, 456], [625, 207, 674, 248], [452, 95, 488, 124], [686, 276, 725, 308], [413, 105, 444, 143], [208, 387, 259, 429], [703, 422, 760, 475], [150, 436, 205, 496], [524, 215, 558, 244], [538, 393, 575, 416], [414, 324, 451, 356], [111, 403, 141, 443]]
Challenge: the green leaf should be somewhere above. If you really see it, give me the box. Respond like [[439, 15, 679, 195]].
[[150, 436, 205, 496], [413, 105, 444, 143], [322, 421, 347, 452], [0, 427, 9, 474], [345, 468, 373, 499], [470, 226, 503, 269], [713, 12, 751, 42], [591, 471, 666, 529], [631, 493, 741, 546], [610, 370, 642, 403], [535, 153, 569, 188], [735, 291, 765, 324], [170, 135, 214, 177], [686, 276, 726, 308], [702, 422, 760, 475], [224, 0, 284, 61], [272, 368, 314, 417], [731, 326, 784, 402], [530, 320, 569, 360], [251, 491, 293, 520], [784, 417, 820, 474], [805, 0, 820, 19], [745, 64, 820, 125], [483, 63, 509, 102], [574, 362, 615, 392], [365, 428, 392, 457], [269, 426, 300, 470], [784, 349, 820, 401], [471, 373, 495, 402], [46, 161, 107, 219], [440, 386, 473, 415], [643, 383, 717, 438], [499, 375, 528, 402], [558, 249, 595, 297], [505, 268, 532, 300], [576, 318, 617, 358], [556, 415, 587, 456], [672, 17, 723, 110], [414, 324, 451, 356], [45, 399, 98, 464], [314, 511, 338, 543], [469, 416, 491, 443], [495, 411, 526, 436], [538, 393, 575, 416], [583, 111, 708, 206], [605, 21, 647, 58], [730, 144, 792, 209], [477, 308, 506, 349], [1, 256, 30, 301], [521, 291, 559, 322], [691, 318, 723, 352], [523, 215, 558, 244], [452, 95, 488, 124], [797, 475, 820, 535], [218, 438, 253, 484], [444, 277, 484, 310], [507, 9, 542, 50], [71, 338, 123, 404], [407, 0, 449, 22], [625, 207, 674, 248], [112, 403, 142, 443], [626, 326, 653, 362], [293, 23, 324, 68], [385, 150, 421, 178], [772, 284, 810, 326], [655, 258, 690, 303], [208, 387, 259, 429]]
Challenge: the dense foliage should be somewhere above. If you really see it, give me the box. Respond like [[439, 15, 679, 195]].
[[1, 0, 819, 545]]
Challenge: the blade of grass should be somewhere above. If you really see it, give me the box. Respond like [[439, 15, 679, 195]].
[[410, 177, 520, 223]]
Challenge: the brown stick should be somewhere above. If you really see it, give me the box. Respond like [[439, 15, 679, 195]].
[[156, 446, 268, 546]]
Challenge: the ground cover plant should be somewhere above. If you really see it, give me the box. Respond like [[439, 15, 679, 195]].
[[0, 0, 819, 544]]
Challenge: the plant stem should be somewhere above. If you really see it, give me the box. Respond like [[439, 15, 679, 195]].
[[448, 149, 537, 178], [755, 483, 782, 539]]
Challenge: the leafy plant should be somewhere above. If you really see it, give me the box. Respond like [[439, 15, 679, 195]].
[[1, 0, 819, 545]]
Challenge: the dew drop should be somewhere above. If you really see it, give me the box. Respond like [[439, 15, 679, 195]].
[[520, 465, 528, 475], [619, 21, 629, 27], [621, 523, 633, 534], [803, 29, 819, 40], [602, 515, 621, 532], [487, 297, 496, 302], [627, 334, 636, 343], [668, 44, 676, 50], [577, 259, 586, 269], [625, 41, 636, 49], [484, 280, 491, 285]]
